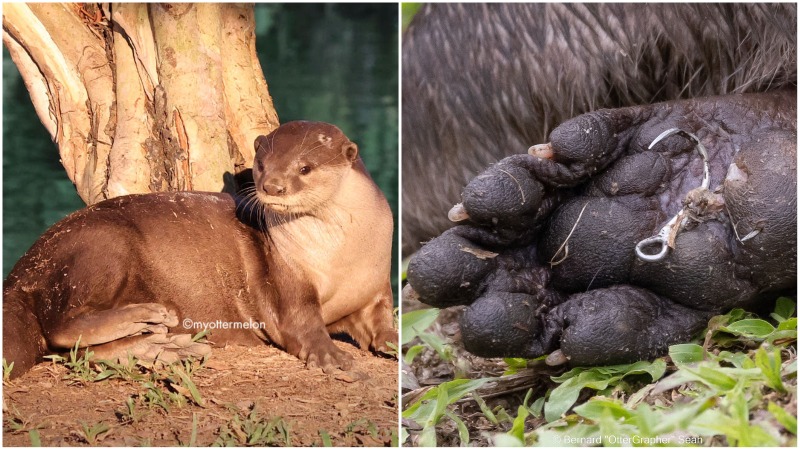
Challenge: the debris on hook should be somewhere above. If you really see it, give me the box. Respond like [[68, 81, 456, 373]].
[[635, 128, 710, 262]]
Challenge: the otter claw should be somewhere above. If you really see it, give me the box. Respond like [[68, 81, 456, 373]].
[[402, 283, 420, 304], [545, 349, 569, 366], [448, 203, 470, 222], [528, 142, 554, 159]]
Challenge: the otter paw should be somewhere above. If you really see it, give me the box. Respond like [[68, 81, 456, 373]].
[[49, 303, 181, 349], [90, 333, 212, 364], [407, 93, 796, 364], [118, 303, 180, 327], [460, 291, 561, 358], [301, 341, 354, 374], [552, 286, 710, 366], [370, 329, 399, 355]]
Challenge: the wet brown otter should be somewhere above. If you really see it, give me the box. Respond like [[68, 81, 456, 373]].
[[3, 121, 396, 377]]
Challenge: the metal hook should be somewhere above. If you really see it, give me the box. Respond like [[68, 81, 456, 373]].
[[635, 235, 670, 262], [634, 213, 680, 262], [648, 128, 710, 190], [635, 128, 709, 263]]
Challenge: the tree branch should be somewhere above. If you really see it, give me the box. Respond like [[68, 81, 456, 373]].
[[3, 3, 92, 200]]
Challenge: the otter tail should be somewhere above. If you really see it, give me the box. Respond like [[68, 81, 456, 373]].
[[3, 288, 47, 379]]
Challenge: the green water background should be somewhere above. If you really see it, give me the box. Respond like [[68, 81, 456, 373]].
[[2, 4, 399, 297]]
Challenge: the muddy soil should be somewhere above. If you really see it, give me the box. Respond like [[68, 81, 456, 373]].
[[3, 342, 398, 447]]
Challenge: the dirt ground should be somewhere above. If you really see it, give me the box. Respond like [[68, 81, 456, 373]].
[[3, 342, 398, 447]]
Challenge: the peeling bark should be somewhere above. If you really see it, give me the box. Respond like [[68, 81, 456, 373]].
[[219, 4, 280, 169], [3, 2, 279, 204], [107, 3, 154, 197]]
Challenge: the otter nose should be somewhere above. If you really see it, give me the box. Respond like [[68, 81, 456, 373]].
[[262, 183, 287, 196]]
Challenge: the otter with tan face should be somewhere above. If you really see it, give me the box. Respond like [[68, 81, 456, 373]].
[[3, 121, 396, 377]]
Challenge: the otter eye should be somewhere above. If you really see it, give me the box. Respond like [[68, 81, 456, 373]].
[[299, 165, 311, 175]]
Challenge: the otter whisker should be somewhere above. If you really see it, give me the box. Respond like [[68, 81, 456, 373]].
[[300, 141, 327, 157], [298, 127, 311, 154], [497, 168, 526, 204], [549, 202, 589, 267]]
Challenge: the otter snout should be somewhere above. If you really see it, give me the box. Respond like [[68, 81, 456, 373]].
[[261, 181, 287, 196]]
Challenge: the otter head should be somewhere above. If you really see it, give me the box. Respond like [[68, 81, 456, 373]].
[[252, 121, 359, 214]]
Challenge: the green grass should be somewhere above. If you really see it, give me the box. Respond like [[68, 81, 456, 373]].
[[116, 396, 143, 425], [319, 429, 333, 447], [43, 339, 98, 383], [3, 405, 46, 445], [317, 418, 394, 447], [402, 308, 453, 365], [76, 421, 111, 445], [3, 359, 14, 382], [214, 408, 292, 446], [402, 298, 797, 446], [41, 341, 209, 418]]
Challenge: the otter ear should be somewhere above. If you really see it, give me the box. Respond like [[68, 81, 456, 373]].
[[342, 142, 359, 162], [254, 135, 269, 153]]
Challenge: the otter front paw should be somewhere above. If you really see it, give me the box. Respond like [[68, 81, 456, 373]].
[[370, 329, 399, 355], [298, 338, 354, 374], [406, 92, 796, 365]]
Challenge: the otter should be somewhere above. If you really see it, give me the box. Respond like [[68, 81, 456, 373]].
[[3, 121, 396, 378]]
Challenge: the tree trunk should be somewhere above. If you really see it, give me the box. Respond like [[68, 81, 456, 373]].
[[3, 3, 280, 204]]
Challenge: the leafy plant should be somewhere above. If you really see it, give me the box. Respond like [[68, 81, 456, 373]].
[[344, 418, 379, 439], [44, 340, 97, 383], [28, 429, 41, 446], [402, 308, 454, 363], [44, 341, 208, 417], [3, 359, 14, 383], [401, 308, 439, 346], [404, 297, 797, 446], [3, 406, 46, 443], [164, 361, 205, 407], [214, 408, 291, 447], [544, 359, 667, 422], [76, 422, 111, 445], [178, 413, 200, 447], [116, 396, 144, 425], [319, 430, 333, 447], [515, 300, 797, 446], [403, 378, 491, 446]]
